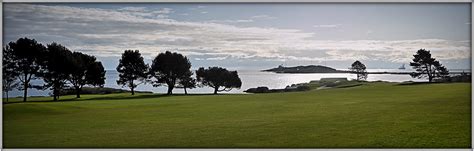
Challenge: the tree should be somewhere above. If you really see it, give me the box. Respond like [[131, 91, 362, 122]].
[[2, 45, 20, 102], [86, 61, 106, 87], [176, 71, 196, 95], [150, 51, 191, 95], [410, 49, 449, 82], [8, 37, 47, 102], [196, 67, 242, 94], [69, 52, 106, 98], [42, 43, 74, 101], [350, 60, 368, 81], [116, 50, 148, 95]]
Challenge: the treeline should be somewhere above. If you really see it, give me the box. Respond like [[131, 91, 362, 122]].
[[3, 38, 106, 102], [116, 50, 242, 96], [3, 37, 243, 102]]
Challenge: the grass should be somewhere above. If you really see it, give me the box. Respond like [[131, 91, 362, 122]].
[[3, 82, 471, 148]]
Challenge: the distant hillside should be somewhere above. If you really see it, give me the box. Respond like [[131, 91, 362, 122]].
[[262, 65, 347, 73]]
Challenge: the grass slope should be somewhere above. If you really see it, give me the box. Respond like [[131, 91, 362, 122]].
[[3, 83, 471, 148]]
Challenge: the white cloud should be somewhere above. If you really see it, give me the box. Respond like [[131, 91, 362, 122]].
[[206, 56, 228, 60], [201, 11, 208, 14], [366, 30, 374, 35], [153, 8, 173, 14], [313, 24, 342, 28], [206, 19, 254, 23], [118, 7, 147, 12], [3, 4, 470, 65], [251, 15, 277, 20]]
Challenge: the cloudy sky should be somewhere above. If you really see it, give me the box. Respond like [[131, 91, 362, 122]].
[[3, 3, 471, 70]]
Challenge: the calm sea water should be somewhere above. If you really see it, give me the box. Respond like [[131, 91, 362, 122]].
[[6, 69, 469, 97]]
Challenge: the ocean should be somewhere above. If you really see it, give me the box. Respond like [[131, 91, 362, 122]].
[[5, 69, 469, 97]]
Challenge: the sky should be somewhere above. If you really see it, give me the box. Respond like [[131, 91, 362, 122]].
[[3, 3, 472, 70]]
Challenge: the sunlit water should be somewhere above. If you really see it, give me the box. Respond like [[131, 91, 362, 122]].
[[6, 69, 469, 97]]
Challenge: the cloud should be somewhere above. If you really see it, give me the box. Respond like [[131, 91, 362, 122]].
[[206, 19, 254, 23], [366, 30, 374, 35], [313, 24, 342, 28], [206, 56, 228, 60], [201, 11, 208, 14], [118, 7, 147, 12], [3, 4, 470, 66], [251, 15, 277, 20]]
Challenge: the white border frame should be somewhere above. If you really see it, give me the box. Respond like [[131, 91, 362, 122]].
[[1, 0, 472, 151]]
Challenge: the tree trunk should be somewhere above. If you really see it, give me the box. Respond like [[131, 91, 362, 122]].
[[130, 80, 135, 95], [75, 86, 81, 98], [213, 86, 218, 95], [428, 76, 433, 83], [53, 87, 58, 101], [23, 79, 28, 102], [6, 91, 9, 103], [167, 85, 174, 95], [184, 87, 187, 95]]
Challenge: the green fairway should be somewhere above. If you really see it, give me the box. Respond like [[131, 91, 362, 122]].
[[3, 82, 471, 148]]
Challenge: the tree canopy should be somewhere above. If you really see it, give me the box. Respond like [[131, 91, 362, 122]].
[[350, 60, 368, 81], [69, 52, 106, 98], [150, 51, 191, 95], [196, 67, 242, 94], [42, 42, 74, 101], [7, 37, 47, 102], [116, 50, 149, 95], [2, 45, 20, 102], [409, 49, 449, 82], [176, 70, 196, 95]]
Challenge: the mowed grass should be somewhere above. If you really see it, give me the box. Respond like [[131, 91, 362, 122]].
[[3, 82, 471, 148]]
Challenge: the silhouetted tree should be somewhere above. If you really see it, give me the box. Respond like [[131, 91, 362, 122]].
[[410, 49, 449, 82], [69, 52, 106, 98], [7, 37, 47, 102], [2, 45, 20, 102], [116, 50, 148, 95], [350, 60, 368, 81], [196, 67, 242, 94], [177, 71, 196, 95], [87, 61, 106, 87], [42, 43, 74, 101], [150, 51, 191, 95]]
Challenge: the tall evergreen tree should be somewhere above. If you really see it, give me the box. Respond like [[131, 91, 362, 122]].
[[8, 37, 47, 102], [42, 43, 74, 101], [150, 51, 191, 95], [196, 67, 242, 94], [2, 45, 20, 102], [69, 52, 106, 98], [350, 60, 368, 81], [177, 71, 196, 95], [410, 49, 449, 82], [116, 50, 149, 95]]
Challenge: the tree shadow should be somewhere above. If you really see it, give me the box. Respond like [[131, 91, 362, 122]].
[[396, 82, 440, 86], [3, 93, 241, 105]]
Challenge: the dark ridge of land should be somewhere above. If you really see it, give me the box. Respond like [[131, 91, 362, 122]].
[[262, 65, 346, 73], [262, 65, 471, 75]]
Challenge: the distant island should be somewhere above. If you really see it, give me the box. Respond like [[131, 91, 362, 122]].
[[262, 65, 348, 73], [262, 65, 471, 75]]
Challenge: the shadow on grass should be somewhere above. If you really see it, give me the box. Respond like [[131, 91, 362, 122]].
[[396, 82, 448, 86], [3, 93, 243, 105]]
